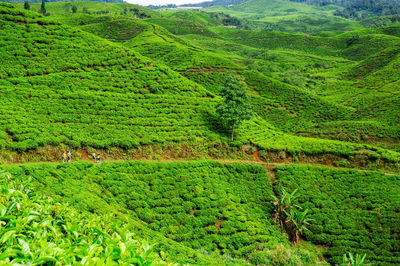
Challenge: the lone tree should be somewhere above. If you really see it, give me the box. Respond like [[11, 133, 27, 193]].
[[24, 1, 30, 10], [40, 0, 46, 15], [216, 75, 253, 141]]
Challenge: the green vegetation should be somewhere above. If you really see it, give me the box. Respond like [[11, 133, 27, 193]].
[[46, 3, 399, 154], [217, 75, 253, 141], [4, 160, 323, 264], [343, 253, 367, 266], [2, 0, 400, 264], [272, 189, 313, 246], [15, 1, 158, 18], [2, 3, 399, 166], [203, 0, 363, 32], [0, 4, 217, 153], [274, 164, 400, 265], [0, 172, 163, 264]]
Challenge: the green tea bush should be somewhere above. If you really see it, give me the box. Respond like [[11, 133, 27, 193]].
[[3, 160, 324, 263], [274, 164, 400, 265], [0, 172, 163, 265]]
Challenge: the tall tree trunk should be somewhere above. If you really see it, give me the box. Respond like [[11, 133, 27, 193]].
[[231, 122, 235, 142]]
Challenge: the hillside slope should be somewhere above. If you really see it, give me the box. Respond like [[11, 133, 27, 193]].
[[2, 2, 400, 265], [4, 160, 399, 265], [0, 3, 218, 153], [275, 164, 400, 265], [204, 0, 362, 32], [184, 26, 400, 150], [1, 3, 400, 170], [4, 160, 325, 264]]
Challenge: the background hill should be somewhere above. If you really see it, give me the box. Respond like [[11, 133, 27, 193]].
[[202, 0, 363, 32]]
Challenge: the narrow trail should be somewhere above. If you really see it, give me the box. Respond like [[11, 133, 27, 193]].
[[1, 155, 340, 182], [2, 157, 287, 168], [3, 148, 398, 176], [152, 25, 167, 42]]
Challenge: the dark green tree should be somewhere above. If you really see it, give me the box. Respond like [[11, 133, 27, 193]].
[[24, 1, 30, 10], [40, 0, 46, 15], [216, 75, 253, 141], [72, 5, 77, 13]]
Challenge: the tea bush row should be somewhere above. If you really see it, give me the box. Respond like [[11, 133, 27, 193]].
[[5, 161, 293, 262], [274, 164, 400, 265]]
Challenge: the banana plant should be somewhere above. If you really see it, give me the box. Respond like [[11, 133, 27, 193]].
[[342, 253, 367, 266], [271, 188, 300, 227], [283, 208, 313, 245]]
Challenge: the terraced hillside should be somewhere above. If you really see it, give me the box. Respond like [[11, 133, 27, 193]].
[[275, 165, 400, 265], [4, 160, 399, 265], [2, 3, 399, 168], [46, 6, 400, 153], [2, 1, 400, 265], [203, 0, 363, 32], [15, 1, 159, 18], [0, 4, 216, 153], [180, 26, 400, 150], [0, 161, 326, 264]]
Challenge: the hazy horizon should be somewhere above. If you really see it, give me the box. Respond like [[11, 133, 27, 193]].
[[124, 0, 211, 6]]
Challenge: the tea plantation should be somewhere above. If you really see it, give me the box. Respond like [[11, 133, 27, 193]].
[[4, 161, 323, 264], [2, 3, 400, 165], [0, 172, 164, 264], [1, 0, 400, 264], [274, 164, 400, 265]]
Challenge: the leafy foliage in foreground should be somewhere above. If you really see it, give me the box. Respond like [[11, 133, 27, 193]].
[[274, 164, 400, 265], [5, 161, 323, 264], [343, 252, 367, 266], [0, 172, 162, 265]]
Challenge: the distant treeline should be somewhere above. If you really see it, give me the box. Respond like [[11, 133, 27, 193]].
[[334, 0, 400, 19], [147, 0, 245, 9], [286, 0, 400, 19], [1, 0, 123, 3], [147, 4, 177, 10]]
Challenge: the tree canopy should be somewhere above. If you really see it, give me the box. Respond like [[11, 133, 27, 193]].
[[216, 74, 253, 141]]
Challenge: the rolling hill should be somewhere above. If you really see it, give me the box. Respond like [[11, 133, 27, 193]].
[[1, 1, 400, 264], [203, 0, 363, 32], [42, 3, 400, 153]]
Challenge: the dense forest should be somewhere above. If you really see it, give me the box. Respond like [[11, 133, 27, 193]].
[[285, 0, 400, 18]]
